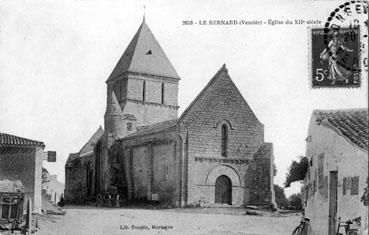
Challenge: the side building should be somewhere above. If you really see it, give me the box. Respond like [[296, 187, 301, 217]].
[[0, 132, 55, 213], [303, 109, 368, 235]]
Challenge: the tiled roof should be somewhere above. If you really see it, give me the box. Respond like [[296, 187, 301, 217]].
[[107, 20, 180, 81], [0, 132, 45, 148], [79, 126, 104, 157], [314, 108, 368, 151], [123, 119, 178, 139], [123, 114, 137, 121]]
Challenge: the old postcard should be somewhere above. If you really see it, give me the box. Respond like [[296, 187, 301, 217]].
[[0, 0, 367, 235]]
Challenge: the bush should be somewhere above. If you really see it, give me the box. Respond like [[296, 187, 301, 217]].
[[288, 193, 303, 210]]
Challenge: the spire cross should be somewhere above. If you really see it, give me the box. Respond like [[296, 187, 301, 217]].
[[143, 5, 146, 22]]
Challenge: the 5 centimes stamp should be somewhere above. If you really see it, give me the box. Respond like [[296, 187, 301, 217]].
[[311, 27, 361, 88], [313, 0, 368, 88]]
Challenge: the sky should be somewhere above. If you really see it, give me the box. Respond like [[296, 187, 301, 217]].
[[0, 0, 367, 197]]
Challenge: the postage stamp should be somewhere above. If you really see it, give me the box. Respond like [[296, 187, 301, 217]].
[[311, 27, 361, 88], [310, 0, 368, 88]]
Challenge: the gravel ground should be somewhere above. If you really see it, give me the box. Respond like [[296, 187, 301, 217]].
[[35, 206, 300, 235]]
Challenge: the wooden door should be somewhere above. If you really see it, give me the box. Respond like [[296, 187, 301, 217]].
[[215, 175, 232, 205], [328, 171, 338, 235]]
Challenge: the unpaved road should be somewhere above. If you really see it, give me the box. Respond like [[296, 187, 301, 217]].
[[36, 206, 299, 235]]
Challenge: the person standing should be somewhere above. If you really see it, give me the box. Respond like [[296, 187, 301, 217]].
[[116, 194, 120, 208]]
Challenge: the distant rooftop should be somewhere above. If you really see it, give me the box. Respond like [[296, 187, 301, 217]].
[[65, 152, 80, 167], [79, 126, 104, 157], [314, 108, 368, 151]]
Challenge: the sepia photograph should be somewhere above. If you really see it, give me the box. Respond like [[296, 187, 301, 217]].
[[0, 0, 367, 234]]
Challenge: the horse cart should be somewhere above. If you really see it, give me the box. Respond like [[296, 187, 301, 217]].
[[0, 180, 32, 235]]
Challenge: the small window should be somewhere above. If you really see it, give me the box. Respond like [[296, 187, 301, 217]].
[[165, 160, 169, 179], [143, 81, 146, 102], [161, 83, 165, 104], [127, 122, 132, 131], [221, 124, 228, 157]]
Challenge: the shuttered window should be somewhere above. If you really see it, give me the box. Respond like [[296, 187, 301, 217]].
[[351, 176, 359, 195]]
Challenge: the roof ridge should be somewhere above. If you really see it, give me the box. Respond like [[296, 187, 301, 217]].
[[179, 64, 228, 120], [179, 64, 261, 124], [78, 126, 105, 155], [313, 108, 367, 113]]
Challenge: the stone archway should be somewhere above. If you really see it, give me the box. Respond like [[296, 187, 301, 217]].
[[206, 165, 241, 206], [215, 175, 232, 205]]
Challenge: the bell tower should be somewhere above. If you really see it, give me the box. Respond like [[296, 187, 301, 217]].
[[99, 19, 180, 192], [106, 19, 180, 128]]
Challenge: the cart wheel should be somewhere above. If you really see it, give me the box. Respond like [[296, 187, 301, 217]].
[[25, 198, 32, 235]]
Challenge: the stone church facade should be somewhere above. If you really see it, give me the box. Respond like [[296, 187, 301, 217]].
[[65, 19, 275, 207]]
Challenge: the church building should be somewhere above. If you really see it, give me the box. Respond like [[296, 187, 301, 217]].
[[65, 19, 275, 207]]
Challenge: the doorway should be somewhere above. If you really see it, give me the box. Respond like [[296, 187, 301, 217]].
[[215, 175, 232, 205]]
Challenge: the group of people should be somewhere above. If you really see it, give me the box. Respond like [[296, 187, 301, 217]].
[[96, 193, 120, 208]]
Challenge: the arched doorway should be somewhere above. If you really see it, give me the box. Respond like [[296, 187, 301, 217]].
[[215, 175, 232, 205]]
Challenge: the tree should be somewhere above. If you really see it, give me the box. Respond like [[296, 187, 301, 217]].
[[42, 167, 50, 183], [274, 184, 289, 209], [285, 156, 308, 187], [288, 193, 303, 210]]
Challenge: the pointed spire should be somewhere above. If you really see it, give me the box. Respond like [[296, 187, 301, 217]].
[[105, 91, 124, 116], [107, 20, 180, 82]]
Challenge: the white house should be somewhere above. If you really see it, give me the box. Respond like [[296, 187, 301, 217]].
[[303, 108, 368, 235]]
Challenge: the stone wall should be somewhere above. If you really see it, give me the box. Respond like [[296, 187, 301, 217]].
[[64, 157, 83, 202], [120, 127, 179, 205], [64, 153, 95, 203], [124, 74, 179, 106], [179, 67, 267, 206], [246, 143, 274, 206], [122, 101, 178, 126], [152, 143, 175, 202], [116, 73, 179, 127], [132, 145, 149, 199]]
